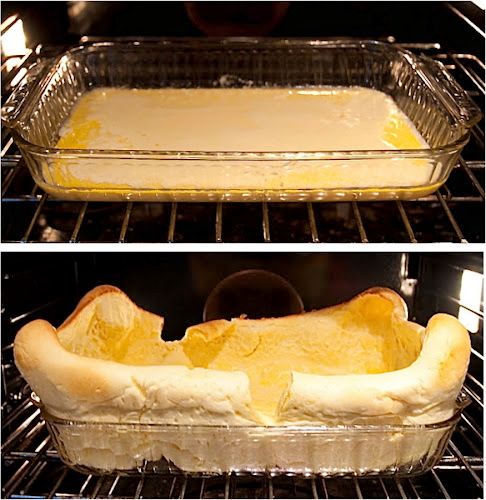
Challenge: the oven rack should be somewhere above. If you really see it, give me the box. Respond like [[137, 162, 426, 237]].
[[1, 41, 484, 243], [1, 341, 483, 499]]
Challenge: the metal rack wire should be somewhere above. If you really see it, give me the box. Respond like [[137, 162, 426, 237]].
[[1, 40, 484, 243], [1, 258, 484, 499]]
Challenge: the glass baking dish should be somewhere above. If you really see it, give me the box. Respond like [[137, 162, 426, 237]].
[[2, 39, 481, 202], [33, 391, 470, 477]]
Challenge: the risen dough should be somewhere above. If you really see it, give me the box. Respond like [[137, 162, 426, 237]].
[[14, 285, 470, 472]]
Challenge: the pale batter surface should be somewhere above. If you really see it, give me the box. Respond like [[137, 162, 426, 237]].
[[56, 87, 428, 152], [47, 87, 434, 196]]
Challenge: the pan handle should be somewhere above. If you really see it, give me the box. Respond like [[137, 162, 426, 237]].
[[417, 55, 482, 129], [1, 57, 54, 129]]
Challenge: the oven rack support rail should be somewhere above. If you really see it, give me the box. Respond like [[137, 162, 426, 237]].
[[1, 41, 484, 243]]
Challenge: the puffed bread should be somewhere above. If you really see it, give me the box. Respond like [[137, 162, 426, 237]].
[[14, 286, 470, 424], [278, 313, 470, 425], [182, 287, 425, 421], [13, 285, 470, 472]]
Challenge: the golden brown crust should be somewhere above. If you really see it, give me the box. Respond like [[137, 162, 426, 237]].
[[355, 287, 408, 319], [60, 285, 126, 329], [279, 312, 470, 424], [14, 319, 115, 403], [14, 319, 53, 373], [14, 313, 256, 423], [425, 313, 471, 392], [59, 285, 163, 333], [13, 286, 469, 429]]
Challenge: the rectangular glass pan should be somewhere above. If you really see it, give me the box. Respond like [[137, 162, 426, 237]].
[[35, 392, 470, 477], [2, 39, 481, 202]]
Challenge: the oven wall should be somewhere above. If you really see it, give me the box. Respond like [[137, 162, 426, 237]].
[[2, 252, 482, 342], [3, 1, 484, 56]]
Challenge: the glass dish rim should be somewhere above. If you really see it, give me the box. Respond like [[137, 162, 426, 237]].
[[32, 390, 470, 433], [10, 130, 470, 159], [5, 37, 478, 158]]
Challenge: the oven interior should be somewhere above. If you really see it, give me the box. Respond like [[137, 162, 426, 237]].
[[1, 3, 484, 243], [1, 252, 483, 498]]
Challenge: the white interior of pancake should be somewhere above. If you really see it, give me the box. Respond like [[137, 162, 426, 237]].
[[56, 292, 422, 418]]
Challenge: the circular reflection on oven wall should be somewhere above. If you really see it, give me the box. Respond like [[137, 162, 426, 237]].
[[203, 269, 304, 321]]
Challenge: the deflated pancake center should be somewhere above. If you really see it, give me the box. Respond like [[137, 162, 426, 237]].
[[182, 295, 421, 417], [56, 293, 422, 418]]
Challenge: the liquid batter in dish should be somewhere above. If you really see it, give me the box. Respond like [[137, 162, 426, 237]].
[[56, 87, 428, 151], [47, 87, 433, 197]]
